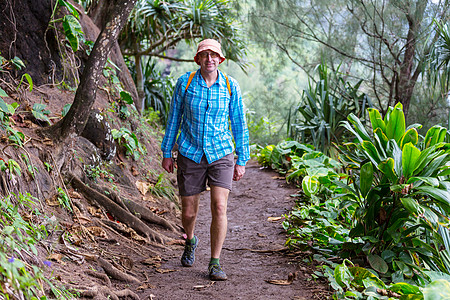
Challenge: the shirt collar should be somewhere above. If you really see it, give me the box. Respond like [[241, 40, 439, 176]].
[[197, 69, 226, 88]]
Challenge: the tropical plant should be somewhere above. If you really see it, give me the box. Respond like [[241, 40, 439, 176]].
[[119, 0, 247, 112], [289, 62, 371, 155], [0, 193, 74, 299], [111, 127, 146, 161], [128, 58, 174, 122], [324, 259, 450, 299], [336, 102, 450, 278]]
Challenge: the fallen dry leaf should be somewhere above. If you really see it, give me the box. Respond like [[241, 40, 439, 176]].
[[137, 283, 156, 290], [136, 180, 150, 195], [143, 194, 157, 202], [155, 268, 177, 274], [131, 165, 139, 176], [43, 138, 53, 146], [68, 190, 82, 199], [166, 239, 185, 246], [86, 226, 107, 238], [265, 279, 293, 285], [265, 272, 297, 285], [193, 281, 215, 290], [48, 253, 63, 263], [46, 195, 60, 207], [267, 216, 283, 222], [74, 214, 91, 225], [80, 253, 98, 261]]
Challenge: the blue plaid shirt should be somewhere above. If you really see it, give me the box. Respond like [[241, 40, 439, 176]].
[[161, 70, 250, 166]]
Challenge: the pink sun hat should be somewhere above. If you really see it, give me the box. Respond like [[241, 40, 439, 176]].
[[194, 39, 226, 65]]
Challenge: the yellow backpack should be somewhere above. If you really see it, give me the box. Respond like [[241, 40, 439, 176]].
[[185, 71, 232, 96]]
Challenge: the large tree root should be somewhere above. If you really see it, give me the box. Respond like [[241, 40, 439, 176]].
[[75, 285, 140, 300], [85, 269, 111, 287], [98, 257, 140, 284], [67, 173, 168, 244], [91, 183, 181, 232]]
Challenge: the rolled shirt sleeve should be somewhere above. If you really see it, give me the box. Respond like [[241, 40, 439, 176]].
[[229, 77, 250, 166], [161, 75, 186, 158]]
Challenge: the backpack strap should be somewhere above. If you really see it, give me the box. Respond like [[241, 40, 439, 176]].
[[185, 71, 232, 96]]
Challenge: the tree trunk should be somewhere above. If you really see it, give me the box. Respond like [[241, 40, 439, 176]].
[[395, 1, 426, 117], [86, 0, 141, 112], [0, 0, 64, 85], [135, 52, 145, 114], [41, 0, 138, 141]]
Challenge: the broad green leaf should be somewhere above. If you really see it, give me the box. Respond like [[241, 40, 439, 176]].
[[386, 102, 405, 143], [0, 98, 10, 114], [400, 128, 419, 148], [368, 254, 388, 274], [62, 15, 83, 52], [384, 106, 394, 123], [406, 177, 439, 187], [389, 282, 420, 295], [349, 266, 386, 289], [413, 144, 446, 175], [424, 126, 447, 149], [423, 279, 450, 300], [378, 158, 398, 183], [415, 186, 450, 208], [334, 260, 354, 289], [395, 260, 413, 278], [58, 0, 80, 19], [361, 141, 382, 165], [348, 113, 371, 141], [120, 91, 134, 104], [360, 162, 373, 198], [18, 73, 33, 91], [402, 143, 421, 179], [421, 154, 450, 177], [401, 198, 420, 214], [11, 56, 25, 70], [302, 175, 320, 197], [368, 108, 386, 133], [0, 87, 7, 97], [61, 103, 71, 117], [32, 103, 51, 123]]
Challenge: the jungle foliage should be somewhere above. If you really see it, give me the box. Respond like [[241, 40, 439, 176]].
[[257, 103, 450, 299]]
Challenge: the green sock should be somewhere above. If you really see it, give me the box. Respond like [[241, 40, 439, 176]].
[[209, 258, 220, 265], [188, 236, 196, 244]]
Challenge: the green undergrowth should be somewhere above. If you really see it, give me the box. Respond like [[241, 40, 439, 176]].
[[256, 103, 450, 299], [0, 193, 74, 299]]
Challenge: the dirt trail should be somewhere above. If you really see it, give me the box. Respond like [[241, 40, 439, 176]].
[[144, 160, 325, 299]]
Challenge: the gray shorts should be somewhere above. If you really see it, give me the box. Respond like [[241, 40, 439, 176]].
[[177, 153, 234, 196]]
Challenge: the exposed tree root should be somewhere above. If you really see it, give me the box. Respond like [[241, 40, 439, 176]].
[[85, 269, 111, 287], [91, 183, 181, 232], [96, 219, 161, 256], [67, 173, 168, 244], [122, 197, 181, 232], [98, 257, 139, 283], [75, 285, 140, 300]]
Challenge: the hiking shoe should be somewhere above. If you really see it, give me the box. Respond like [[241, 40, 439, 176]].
[[181, 236, 198, 267], [208, 263, 227, 281]]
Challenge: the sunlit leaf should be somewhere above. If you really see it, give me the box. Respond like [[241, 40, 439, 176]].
[[368, 108, 386, 133], [386, 102, 405, 143], [402, 143, 420, 179], [62, 15, 83, 52], [302, 175, 320, 197]]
